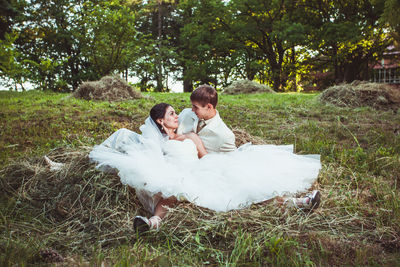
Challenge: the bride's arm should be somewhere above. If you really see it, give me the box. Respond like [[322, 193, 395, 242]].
[[183, 132, 208, 158], [172, 132, 208, 158]]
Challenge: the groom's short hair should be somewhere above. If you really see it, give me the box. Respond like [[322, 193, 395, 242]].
[[190, 84, 218, 108]]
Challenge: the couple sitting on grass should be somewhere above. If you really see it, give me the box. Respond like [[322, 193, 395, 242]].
[[87, 84, 322, 232]]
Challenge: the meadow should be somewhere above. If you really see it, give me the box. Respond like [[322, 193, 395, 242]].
[[0, 90, 399, 266]]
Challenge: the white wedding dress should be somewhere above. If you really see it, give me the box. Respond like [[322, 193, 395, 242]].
[[89, 118, 321, 212]]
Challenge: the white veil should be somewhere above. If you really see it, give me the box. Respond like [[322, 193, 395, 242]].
[[140, 117, 169, 147]]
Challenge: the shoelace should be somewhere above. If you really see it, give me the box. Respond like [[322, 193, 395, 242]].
[[149, 216, 162, 230]]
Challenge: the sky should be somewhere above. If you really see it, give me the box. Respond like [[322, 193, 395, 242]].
[[0, 76, 184, 93]]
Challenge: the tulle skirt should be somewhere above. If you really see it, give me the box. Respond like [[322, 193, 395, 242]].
[[89, 129, 321, 212]]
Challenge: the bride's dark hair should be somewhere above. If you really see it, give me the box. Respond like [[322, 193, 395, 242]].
[[150, 103, 171, 134]]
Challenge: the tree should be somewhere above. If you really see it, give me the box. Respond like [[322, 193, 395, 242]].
[[227, 0, 311, 91], [306, 0, 389, 84], [11, 0, 90, 91], [82, 1, 137, 78], [177, 0, 235, 90], [374, 0, 400, 44], [0, 32, 28, 90], [0, 0, 20, 39], [7, 0, 137, 91], [131, 0, 177, 92], [375, 0, 400, 30]]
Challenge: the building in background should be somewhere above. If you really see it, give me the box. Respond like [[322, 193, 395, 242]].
[[371, 45, 400, 84]]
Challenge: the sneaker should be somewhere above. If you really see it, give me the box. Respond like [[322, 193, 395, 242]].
[[304, 190, 321, 210], [133, 215, 162, 234], [44, 156, 64, 171], [133, 216, 151, 233]]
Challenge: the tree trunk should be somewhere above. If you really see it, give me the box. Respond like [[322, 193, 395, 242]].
[[271, 69, 281, 91], [183, 66, 193, 92], [155, 0, 163, 92], [291, 47, 297, 91], [332, 43, 342, 83], [183, 79, 193, 92], [20, 82, 25, 91], [140, 77, 149, 92]]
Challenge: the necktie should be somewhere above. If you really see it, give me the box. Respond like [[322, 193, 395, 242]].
[[197, 119, 206, 133]]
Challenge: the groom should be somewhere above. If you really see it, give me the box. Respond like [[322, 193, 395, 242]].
[[177, 84, 236, 153]]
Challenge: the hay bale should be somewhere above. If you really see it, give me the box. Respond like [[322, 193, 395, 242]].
[[320, 81, 400, 110], [223, 80, 275, 95], [0, 147, 143, 254], [73, 75, 142, 101], [232, 128, 267, 147]]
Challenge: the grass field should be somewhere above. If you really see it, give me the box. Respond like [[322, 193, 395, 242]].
[[1, 90, 399, 266]]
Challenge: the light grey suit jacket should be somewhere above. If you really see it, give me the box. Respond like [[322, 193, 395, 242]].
[[177, 108, 236, 153]]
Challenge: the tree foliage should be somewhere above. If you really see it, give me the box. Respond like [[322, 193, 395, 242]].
[[1, 0, 396, 92]]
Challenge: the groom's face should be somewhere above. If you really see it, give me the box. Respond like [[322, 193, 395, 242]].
[[191, 101, 211, 120]]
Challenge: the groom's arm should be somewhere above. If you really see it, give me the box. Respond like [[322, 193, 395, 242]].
[[202, 127, 236, 153], [215, 118, 237, 153], [219, 132, 236, 153]]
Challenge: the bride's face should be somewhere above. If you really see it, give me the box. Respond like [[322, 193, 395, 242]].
[[160, 106, 179, 130]]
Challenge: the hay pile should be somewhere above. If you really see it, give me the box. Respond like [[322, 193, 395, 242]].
[[0, 147, 143, 256], [0, 129, 271, 260], [223, 80, 275, 95], [73, 76, 142, 101], [320, 81, 400, 110], [232, 128, 268, 147], [1, 145, 398, 263]]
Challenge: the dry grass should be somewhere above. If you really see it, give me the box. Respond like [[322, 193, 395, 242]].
[[0, 130, 295, 264], [232, 128, 268, 147], [320, 81, 400, 111], [0, 147, 145, 257], [1, 135, 399, 265], [73, 76, 143, 101], [223, 80, 275, 95]]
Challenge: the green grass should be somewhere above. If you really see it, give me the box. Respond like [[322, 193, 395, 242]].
[[1, 90, 400, 266]]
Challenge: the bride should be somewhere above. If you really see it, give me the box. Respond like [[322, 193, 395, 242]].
[[89, 103, 321, 232]]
